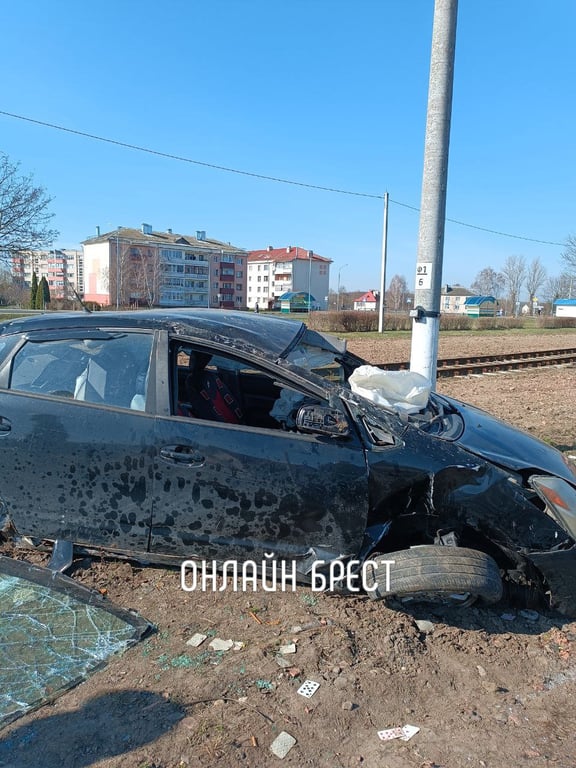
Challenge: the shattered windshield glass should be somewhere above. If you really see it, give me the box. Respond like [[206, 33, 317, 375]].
[[0, 556, 151, 729]]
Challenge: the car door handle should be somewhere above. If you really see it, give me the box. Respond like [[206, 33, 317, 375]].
[[0, 417, 11, 435], [160, 446, 206, 467]]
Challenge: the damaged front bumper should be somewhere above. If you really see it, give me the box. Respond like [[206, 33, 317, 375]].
[[526, 475, 576, 616]]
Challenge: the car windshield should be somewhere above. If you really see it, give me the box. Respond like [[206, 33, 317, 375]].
[[280, 327, 354, 384]]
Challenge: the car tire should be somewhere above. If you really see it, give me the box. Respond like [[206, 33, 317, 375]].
[[364, 545, 503, 606]]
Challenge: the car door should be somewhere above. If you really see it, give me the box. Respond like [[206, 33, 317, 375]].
[[150, 338, 369, 570], [0, 329, 157, 555]]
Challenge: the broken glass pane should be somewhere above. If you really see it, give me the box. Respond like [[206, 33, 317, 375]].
[[0, 556, 151, 729]]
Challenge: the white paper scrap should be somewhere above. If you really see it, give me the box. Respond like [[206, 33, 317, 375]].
[[270, 731, 297, 758], [279, 643, 297, 655], [186, 633, 207, 647], [209, 638, 234, 651]]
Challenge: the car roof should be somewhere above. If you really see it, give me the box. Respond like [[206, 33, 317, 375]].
[[0, 309, 307, 359]]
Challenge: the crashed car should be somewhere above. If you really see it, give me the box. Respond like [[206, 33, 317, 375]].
[[0, 309, 575, 614]]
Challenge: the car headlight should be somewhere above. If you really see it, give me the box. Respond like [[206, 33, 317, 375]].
[[562, 452, 576, 480], [530, 475, 576, 540]]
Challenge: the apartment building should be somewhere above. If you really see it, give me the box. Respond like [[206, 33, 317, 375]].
[[247, 246, 331, 310], [10, 249, 84, 301], [82, 224, 247, 308]]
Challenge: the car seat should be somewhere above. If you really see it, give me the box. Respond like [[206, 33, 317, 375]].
[[183, 352, 244, 424]]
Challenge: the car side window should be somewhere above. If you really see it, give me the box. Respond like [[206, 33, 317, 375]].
[[171, 342, 322, 430], [9, 332, 153, 410]]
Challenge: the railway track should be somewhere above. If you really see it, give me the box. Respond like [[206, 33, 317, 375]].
[[379, 347, 576, 378]]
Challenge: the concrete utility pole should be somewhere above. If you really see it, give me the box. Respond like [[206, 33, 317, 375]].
[[409, 0, 459, 386], [378, 192, 389, 333]]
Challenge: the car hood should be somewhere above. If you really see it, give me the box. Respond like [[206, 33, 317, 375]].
[[438, 394, 576, 485]]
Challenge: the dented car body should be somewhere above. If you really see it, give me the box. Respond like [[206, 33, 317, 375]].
[[0, 309, 575, 613]]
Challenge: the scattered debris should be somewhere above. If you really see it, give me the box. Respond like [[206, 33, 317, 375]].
[[208, 638, 244, 652], [0, 556, 152, 729], [270, 731, 297, 759], [255, 679, 274, 691], [297, 680, 320, 699], [209, 638, 234, 651], [378, 725, 420, 742], [287, 667, 301, 678], [279, 642, 297, 655], [275, 655, 292, 669], [415, 619, 434, 634], [186, 633, 207, 648], [291, 619, 333, 634]]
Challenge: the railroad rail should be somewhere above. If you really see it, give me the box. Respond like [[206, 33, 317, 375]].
[[378, 348, 576, 378]]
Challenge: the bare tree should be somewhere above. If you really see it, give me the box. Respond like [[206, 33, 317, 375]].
[[126, 246, 162, 307], [543, 272, 574, 303], [470, 266, 505, 298], [561, 234, 576, 275], [387, 274, 409, 311], [525, 257, 547, 312], [0, 153, 58, 263], [500, 255, 527, 315], [0, 267, 27, 306]]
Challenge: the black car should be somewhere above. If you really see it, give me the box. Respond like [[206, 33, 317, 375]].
[[0, 309, 575, 614]]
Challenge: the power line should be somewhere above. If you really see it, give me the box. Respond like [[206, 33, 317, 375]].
[[0, 109, 565, 247], [0, 110, 380, 200]]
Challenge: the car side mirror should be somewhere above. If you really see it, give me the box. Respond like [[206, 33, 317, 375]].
[[295, 404, 350, 437]]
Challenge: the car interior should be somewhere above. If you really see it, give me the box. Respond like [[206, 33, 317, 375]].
[[8, 334, 153, 411], [171, 342, 313, 430]]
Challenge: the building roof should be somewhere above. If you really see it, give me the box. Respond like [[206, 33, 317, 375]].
[[278, 291, 315, 301], [82, 226, 245, 253], [441, 284, 476, 297], [248, 246, 331, 264], [355, 290, 378, 304], [464, 296, 496, 305]]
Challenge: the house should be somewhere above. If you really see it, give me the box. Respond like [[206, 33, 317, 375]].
[[464, 295, 497, 317], [82, 225, 247, 308], [247, 246, 331, 311], [353, 290, 379, 312], [554, 299, 576, 318], [441, 284, 477, 314]]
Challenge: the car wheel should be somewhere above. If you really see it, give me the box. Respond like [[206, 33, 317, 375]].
[[364, 545, 503, 606]]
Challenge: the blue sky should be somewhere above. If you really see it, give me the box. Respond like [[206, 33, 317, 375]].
[[2, 0, 574, 292]]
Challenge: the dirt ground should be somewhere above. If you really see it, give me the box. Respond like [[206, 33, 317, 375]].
[[1, 330, 576, 768]]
